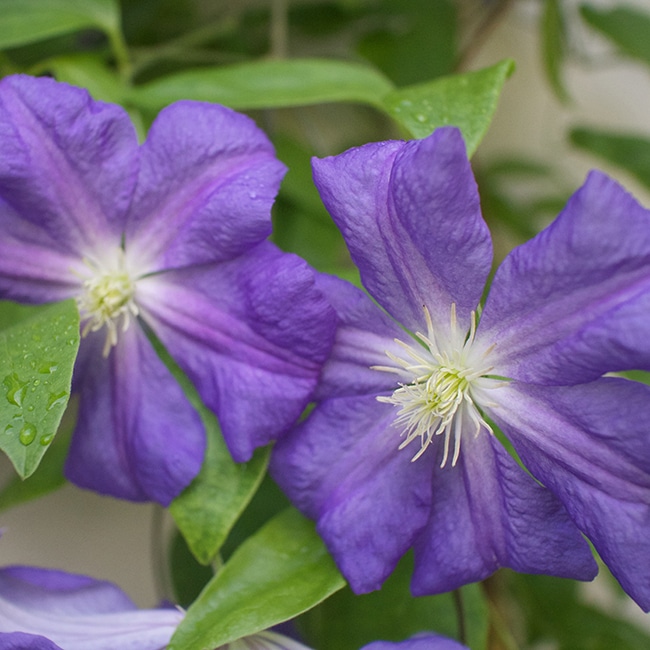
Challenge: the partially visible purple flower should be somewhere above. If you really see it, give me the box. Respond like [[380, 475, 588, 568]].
[[0, 564, 462, 650], [362, 634, 468, 650], [0, 564, 182, 649], [272, 127, 650, 609], [215, 631, 465, 650], [0, 75, 335, 504]]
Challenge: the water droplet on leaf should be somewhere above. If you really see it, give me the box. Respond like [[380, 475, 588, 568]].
[[46, 391, 68, 411], [38, 362, 58, 374], [3, 373, 28, 407], [19, 423, 37, 446], [39, 433, 54, 446]]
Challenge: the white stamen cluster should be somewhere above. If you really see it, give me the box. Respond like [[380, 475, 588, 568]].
[[75, 249, 139, 357], [375, 305, 499, 467]]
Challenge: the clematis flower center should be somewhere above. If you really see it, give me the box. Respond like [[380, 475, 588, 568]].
[[375, 305, 500, 467], [75, 249, 140, 357]]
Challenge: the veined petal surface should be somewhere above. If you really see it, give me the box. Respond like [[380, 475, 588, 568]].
[[488, 378, 650, 610], [312, 127, 491, 333], [137, 243, 335, 462], [66, 325, 205, 505], [0, 197, 82, 303], [411, 429, 596, 596], [271, 395, 432, 593], [313, 274, 408, 400], [0, 566, 182, 650], [0, 75, 137, 261], [125, 101, 286, 273], [480, 172, 650, 384]]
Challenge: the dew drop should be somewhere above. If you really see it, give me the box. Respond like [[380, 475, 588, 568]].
[[33, 379, 40, 387], [3, 373, 28, 407], [4, 424, 13, 435], [46, 391, 68, 411], [416, 113, 426, 123], [27, 405, 34, 412], [19, 423, 37, 446], [39, 433, 54, 446], [38, 362, 58, 374]]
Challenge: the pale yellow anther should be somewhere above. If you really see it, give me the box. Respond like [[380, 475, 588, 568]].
[[375, 305, 501, 467], [75, 249, 139, 356]]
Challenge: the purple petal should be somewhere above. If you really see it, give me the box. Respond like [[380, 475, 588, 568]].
[[271, 395, 432, 594], [362, 634, 468, 650], [0, 197, 81, 303], [411, 429, 596, 596], [137, 243, 335, 462], [66, 324, 206, 505], [487, 378, 650, 610], [125, 101, 286, 273], [0, 75, 138, 260], [0, 632, 61, 649], [0, 566, 182, 650], [480, 172, 650, 384], [312, 127, 492, 333], [313, 274, 409, 399]]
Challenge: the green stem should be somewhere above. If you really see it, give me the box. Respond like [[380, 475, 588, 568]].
[[270, 0, 289, 59], [453, 588, 467, 645], [151, 504, 173, 602], [107, 26, 132, 82]]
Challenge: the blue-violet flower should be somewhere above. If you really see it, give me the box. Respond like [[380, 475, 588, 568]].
[[0, 75, 334, 505], [272, 127, 650, 610], [0, 564, 182, 649], [0, 558, 464, 650]]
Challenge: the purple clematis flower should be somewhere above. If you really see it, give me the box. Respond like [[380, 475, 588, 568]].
[[0, 74, 334, 505], [0, 564, 182, 649], [272, 127, 650, 610], [363, 635, 468, 650], [0, 553, 463, 650]]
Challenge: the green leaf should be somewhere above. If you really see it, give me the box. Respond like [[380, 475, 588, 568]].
[[383, 59, 515, 156], [297, 552, 488, 650], [541, 0, 569, 101], [0, 0, 120, 50], [169, 529, 214, 609], [0, 301, 79, 478], [511, 571, 650, 649], [46, 54, 128, 104], [580, 4, 650, 67], [170, 411, 269, 565], [146, 323, 268, 567], [570, 127, 650, 190], [357, 0, 457, 86], [0, 406, 73, 512], [128, 58, 394, 112], [168, 508, 345, 650]]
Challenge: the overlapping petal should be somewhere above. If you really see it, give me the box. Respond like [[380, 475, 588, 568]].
[[0, 75, 138, 260], [67, 325, 205, 505], [0, 565, 182, 650], [272, 395, 432, 593], [137, 242, 335, 462], [487, 378, 650, 610], [125, 101, 286, 273], [312, 274, 409, 400], [0, 195, 82, 303], [312, 127, 491, 334], [411, 428, 596, 596], [480, 171, 650, 384]]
